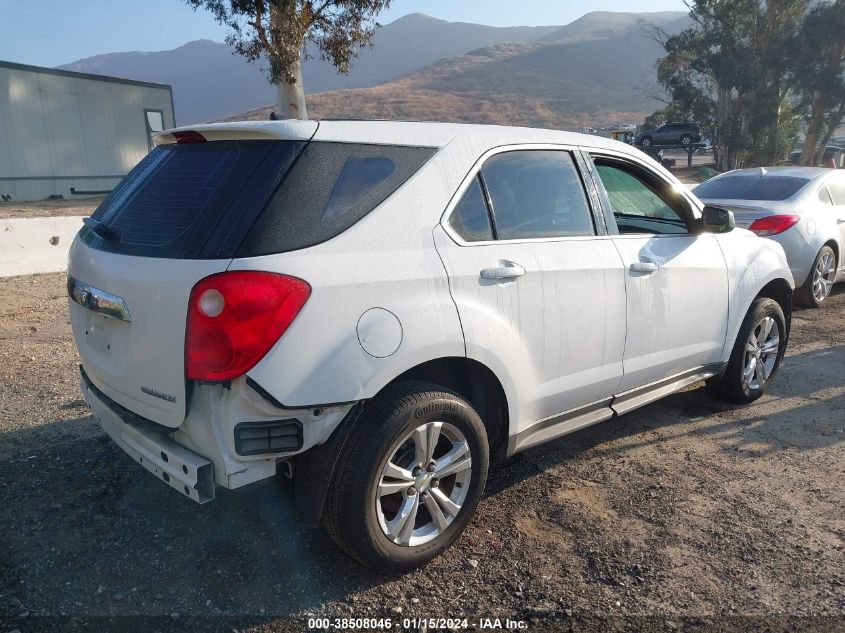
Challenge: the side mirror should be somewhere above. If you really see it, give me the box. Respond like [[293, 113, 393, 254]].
[[701, 205, 735, 233]]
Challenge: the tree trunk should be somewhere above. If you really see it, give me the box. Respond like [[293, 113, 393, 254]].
[[275, 53, 308, 120], [801, 18, 845, 164], [716, 86, 730, 171], [814, 100, 845, 165], [766, 87, 785, 165], [801, 91, 828, 165]]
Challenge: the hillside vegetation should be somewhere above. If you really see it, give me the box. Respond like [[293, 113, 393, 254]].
[[224, 13, 689, 130], [60, 11, 686, 127]]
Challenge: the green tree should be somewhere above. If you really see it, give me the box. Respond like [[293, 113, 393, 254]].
[[795, 1, 845, 165], [186, 0, 392, 120], [652, 0, 807, 170]]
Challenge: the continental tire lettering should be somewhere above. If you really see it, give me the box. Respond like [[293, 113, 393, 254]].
[[414, 402, 459, 419]]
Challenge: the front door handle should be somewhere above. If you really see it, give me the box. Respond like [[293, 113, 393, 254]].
[[480, 261, 526, 280], [837, 218, 845, 224], [630, 261, 659, 274]]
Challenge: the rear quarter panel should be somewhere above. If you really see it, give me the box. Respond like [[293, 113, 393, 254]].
[[235, 150, 467, 408]]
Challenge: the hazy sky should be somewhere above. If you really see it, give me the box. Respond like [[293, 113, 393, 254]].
[[1, 0, 686, 68]]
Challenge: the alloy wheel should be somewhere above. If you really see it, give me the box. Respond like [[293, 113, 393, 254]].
[[743, 316, 780, 390], [812, 250, 836, 303], [375, 421, 472, 547]]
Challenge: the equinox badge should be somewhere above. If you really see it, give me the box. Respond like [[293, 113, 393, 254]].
[[141, 386, 177, 403]]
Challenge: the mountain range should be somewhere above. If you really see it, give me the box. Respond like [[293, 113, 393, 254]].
[[58, 11, 689, 128]]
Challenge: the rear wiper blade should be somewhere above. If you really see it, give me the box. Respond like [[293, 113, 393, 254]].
[[82, 217, 111, 238]]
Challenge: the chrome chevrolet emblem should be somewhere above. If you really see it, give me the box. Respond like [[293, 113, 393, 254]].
[[68, 277, 132, 322]]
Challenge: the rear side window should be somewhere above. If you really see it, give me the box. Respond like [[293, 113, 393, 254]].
[[81, 140, 304, 258], [828, 179, 845, 205], [449, 176, 494, 242], [480, 151, 594, 240], [694, 175, 809, 201], [818, 186, 834, 205], [239, 143, 436, 256]]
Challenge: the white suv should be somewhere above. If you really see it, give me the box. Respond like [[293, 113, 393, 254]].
[[68, 120, 794, 571]]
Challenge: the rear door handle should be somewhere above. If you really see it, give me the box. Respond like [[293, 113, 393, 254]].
[[630, 261, 659, 274], [837, 218, 845, 224], [480, 261, 526, 280]]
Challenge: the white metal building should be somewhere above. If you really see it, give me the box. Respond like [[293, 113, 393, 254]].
[[0, 61, 175, 202]]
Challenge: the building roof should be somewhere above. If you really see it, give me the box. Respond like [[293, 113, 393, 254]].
[[0, 59, 172, 92]]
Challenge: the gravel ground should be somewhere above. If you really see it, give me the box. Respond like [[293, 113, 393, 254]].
[[0, 273, 843, 633]]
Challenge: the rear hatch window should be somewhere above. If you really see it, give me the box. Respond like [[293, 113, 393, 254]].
[[81, 140, 436, 259], [695, 175, 809, 201], [81, 140, 306, 259]]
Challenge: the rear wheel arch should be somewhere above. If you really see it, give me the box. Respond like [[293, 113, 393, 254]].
[[797, 242, 837, 306], [804, 240, 839, 282], [387, 357, 509, 460], [823, 239, 839, 266], [293, 356, 509, 527]]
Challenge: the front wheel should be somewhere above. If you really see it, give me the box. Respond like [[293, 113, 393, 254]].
[[640, 136, 653, 148], [323, 382, 489, 572], [796, 245, 836, 307], [707, 297, 787, 404], [681, 134, 693, 147]]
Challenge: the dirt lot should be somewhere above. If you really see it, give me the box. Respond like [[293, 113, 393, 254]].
[[1, 273, 843, 632], [0, 197, 103, 220]]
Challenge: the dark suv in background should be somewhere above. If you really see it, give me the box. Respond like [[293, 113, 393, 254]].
[[635, 122, 701, 148]]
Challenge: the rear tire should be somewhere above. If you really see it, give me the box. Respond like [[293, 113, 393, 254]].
[[681, 134, 693, 147], [323, 381, 489, 572], [796, 245, 837, 308], [707, 298, 786, 404], [640, 136, 653, 148]]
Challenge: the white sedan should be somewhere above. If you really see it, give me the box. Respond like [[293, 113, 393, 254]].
[[696, 166, 845, 306]]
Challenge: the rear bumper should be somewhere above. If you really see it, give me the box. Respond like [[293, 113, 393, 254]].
[[81, 373, 215, 504]]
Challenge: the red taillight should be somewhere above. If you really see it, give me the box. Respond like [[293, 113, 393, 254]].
[[748, 215, 800, 237], [186, 271, 310, 381], [173, 130, 206, 144]]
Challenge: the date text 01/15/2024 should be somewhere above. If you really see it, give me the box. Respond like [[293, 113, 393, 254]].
[[307, 617, 529, 630]]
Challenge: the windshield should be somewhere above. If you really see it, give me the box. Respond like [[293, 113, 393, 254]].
[[695, 175, 810, 201]]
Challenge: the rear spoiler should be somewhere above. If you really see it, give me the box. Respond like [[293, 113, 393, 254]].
[[155, 120, 319, 145]]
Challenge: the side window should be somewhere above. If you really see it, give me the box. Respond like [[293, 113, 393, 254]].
[[828, 179, 845, 205], [818, 185, 834, 205], [239, 143, 436, 256], [480, 151, 595, 240], [593, 160, 689, 235], [323, 156, 396, 224], [449, 176, 494, 242]]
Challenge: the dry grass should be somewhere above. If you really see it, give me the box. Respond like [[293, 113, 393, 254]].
[[219, 41, 655, 131], [0, 197, 103, 220]]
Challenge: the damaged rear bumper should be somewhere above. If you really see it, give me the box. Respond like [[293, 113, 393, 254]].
[[81, 372, 215, 504]]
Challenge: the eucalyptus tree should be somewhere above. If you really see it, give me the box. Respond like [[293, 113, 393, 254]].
[[186, 0, 392, 119]]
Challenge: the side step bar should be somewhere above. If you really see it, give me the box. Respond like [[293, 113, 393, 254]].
[[507, 363, 726, 456]]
